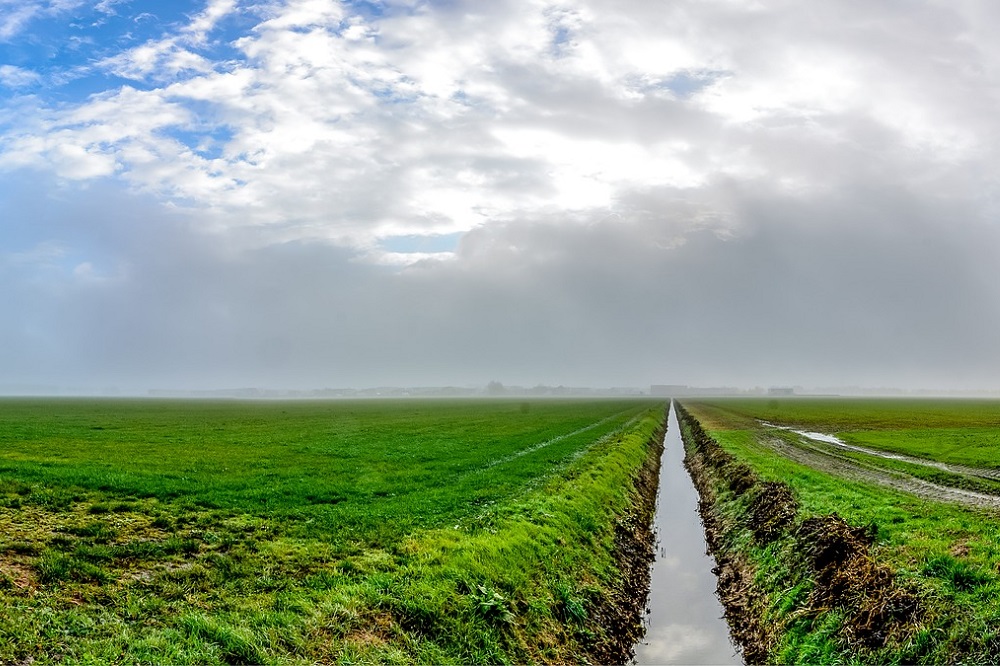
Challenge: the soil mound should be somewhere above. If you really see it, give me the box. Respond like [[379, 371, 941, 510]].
[[795, 515, 920, 647], [796, 515, 876, 602], [747, 482, 798, 544]]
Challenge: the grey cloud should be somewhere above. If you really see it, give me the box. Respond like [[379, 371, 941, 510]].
[[5, 169, 1000, 392]]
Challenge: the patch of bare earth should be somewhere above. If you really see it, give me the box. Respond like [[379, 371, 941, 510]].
[[0, 558, 36, 593]]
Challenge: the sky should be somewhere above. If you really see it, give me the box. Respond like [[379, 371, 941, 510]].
[[2, 0, 1000, 393]]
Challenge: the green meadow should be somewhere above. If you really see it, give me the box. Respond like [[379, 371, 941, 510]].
[[681, 398, 1000, 664], [0, 398, 664, 664]]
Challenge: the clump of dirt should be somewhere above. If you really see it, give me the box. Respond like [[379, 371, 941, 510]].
[[796, 515, 878, 605], [795, 515, 921, 648], [726, 463, 757, 496], [746, 482, 798, 544], [588, 417, 665, 664]]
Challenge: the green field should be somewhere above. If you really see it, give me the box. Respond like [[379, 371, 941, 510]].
[[680, 398, 1000, 664], [0, 398, 664, 664], [697, 397, 1000, 468]]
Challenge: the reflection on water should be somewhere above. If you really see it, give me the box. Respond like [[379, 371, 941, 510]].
[[632, 403, 741, 665]]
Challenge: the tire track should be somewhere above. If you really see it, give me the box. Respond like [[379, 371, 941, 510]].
[[759, 430, 1000, 510], [761, 421, 1000, 481], [473, 407, 643, 474]]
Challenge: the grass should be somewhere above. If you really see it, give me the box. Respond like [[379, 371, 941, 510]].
[[0, 397, 665, 664], [680, 398, 1000, 664]]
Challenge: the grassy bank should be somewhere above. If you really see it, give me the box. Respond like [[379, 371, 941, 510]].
[[677, 399, 1000, 664], [0, 398, 665, 663]]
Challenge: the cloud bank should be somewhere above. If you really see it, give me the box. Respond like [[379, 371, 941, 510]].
[[1, 0, 999, 391]]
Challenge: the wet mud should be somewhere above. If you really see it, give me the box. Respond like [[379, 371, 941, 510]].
[[762, 422, 1000, 482]]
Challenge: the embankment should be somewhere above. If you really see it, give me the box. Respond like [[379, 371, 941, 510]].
[[350, 406, 670, 665], [591, 410, 664, 662], [674, 402, 922, 663], [334, 406, 670, 664]]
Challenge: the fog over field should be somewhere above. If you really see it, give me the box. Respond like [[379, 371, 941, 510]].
[[2, 0, 999, 392]]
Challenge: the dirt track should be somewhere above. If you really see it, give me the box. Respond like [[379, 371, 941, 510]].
[[763, 421, 1000, 482], [760, 430, 1000, 510]]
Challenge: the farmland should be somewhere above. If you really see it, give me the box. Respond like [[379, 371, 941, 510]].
[[678, 398, 1000, 664], [0, 398, 665, 664]]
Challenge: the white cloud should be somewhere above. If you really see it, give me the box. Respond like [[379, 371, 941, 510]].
[[256, 0, 346, 31], [0, 1, 41, 39], [0, 0, 85, 39], [0, 65, 40, 88], [3, 241, 67, 267], [95, 0, 128, 15], [96, 0, 238, 81], [4, 0, 1000, 258], [365, 250, 456, 266], [5, 0, 1000, 392], [184, 0, 239, 43]]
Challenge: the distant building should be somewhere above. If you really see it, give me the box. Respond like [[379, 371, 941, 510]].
[[651, 384, 745, 397], [650, 384, 688, 397], [768, 387, 795, 396]]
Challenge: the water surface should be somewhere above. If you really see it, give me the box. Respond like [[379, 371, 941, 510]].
[[632, 403, 741, 665]]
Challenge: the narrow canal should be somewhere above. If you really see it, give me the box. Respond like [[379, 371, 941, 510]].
[[632, 402, 741, 665]]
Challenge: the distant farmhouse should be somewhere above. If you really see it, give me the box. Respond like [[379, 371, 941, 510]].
[[650, 385, 748, 397], [650, 385, 688, 397]]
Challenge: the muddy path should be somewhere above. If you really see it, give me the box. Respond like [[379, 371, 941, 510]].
[[759, 429, 1000, 510], [761, 421, 1000, 482]]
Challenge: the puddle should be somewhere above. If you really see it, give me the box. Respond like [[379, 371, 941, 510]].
[[633, 403, 741, 665]]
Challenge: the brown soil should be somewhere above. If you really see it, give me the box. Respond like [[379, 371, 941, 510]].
[[794, 515, 920, 647], [587, 417, 664, 664], [0, 558, 36, 593]]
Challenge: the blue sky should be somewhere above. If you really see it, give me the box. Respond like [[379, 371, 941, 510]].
[[2, 0, 1000, 393], [1, 2, 205, 91]]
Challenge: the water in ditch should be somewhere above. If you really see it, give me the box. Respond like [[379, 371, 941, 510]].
[[632, 402, 742, 665]]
